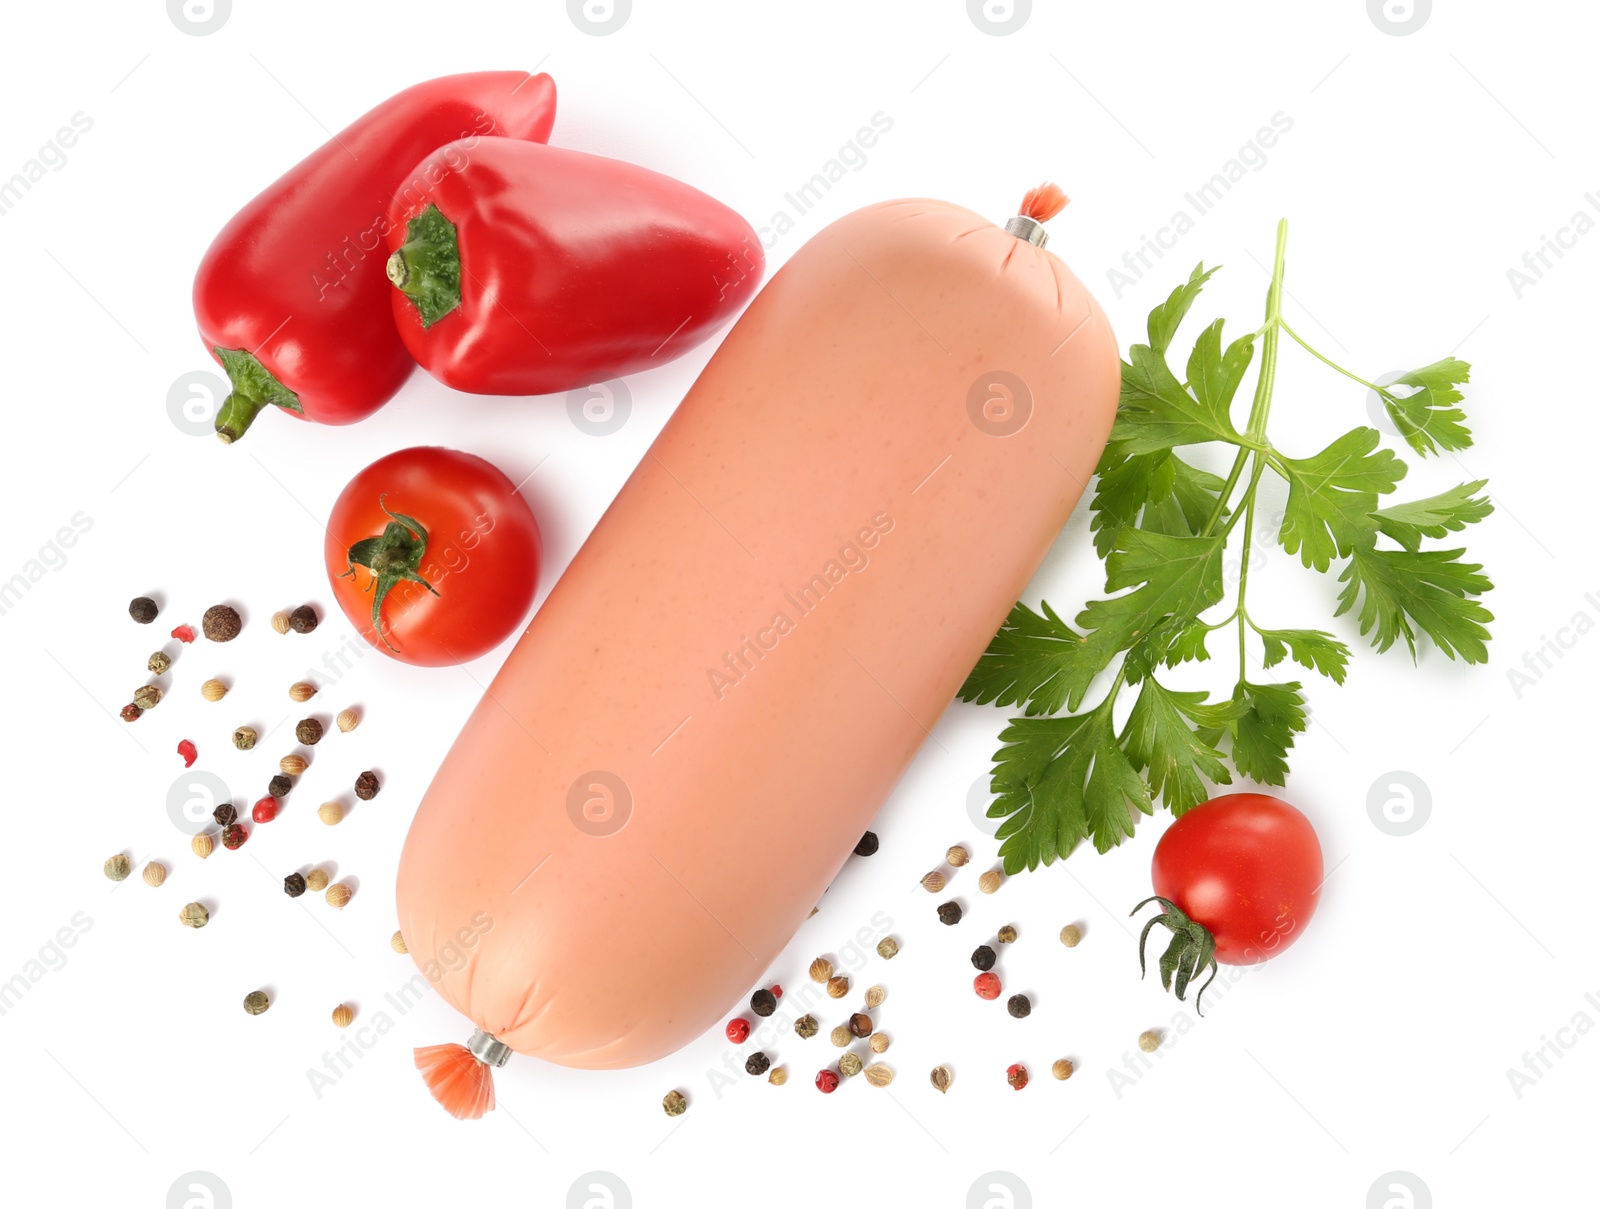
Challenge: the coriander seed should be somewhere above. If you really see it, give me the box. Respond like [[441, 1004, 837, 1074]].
[[289, 681, 317, 703], [1007, 994, 1032, 1019], [946, 844, 970, 867], [354, 770, 380, 800], [937, 901, 962, 926], [288, 605, 318, 634], [178, 902, 209, 928], [794, 1014, 819, 1040], [869, 1032, 889, 1054], [243, 990, 270, 1015], [142, 861, 166, 887], [663, 1089, 688, 1117], [201, 678, 227, 702], [295, 718, 323, 746], [279, 755, 308, 776], [103, 854, 131, 882], [1138, 1030, 1161, 1053], [750, 988, 777, 1017], [133, 685, 163, 711], [848, 1013, 872, 1039], [390, 930, 407, 954], [318, 801, 344, 826], [876, 937, 899, 960], [233, 727, 257, 751], [202, 605, 242, 643], [920, 869, 946, 894], [271, 610, 292, 635], [863, 985, 885, 1010], [1060, 924, 1083, 947], [745, 1051, 771, 1077], [768, 1067, 788, 1086], [930, 1065, 953, 1094], [148, 651, 172, 675], [336, 708, 359, 733], [838, 1053, 863, 1079], [826, 975, 849, 999], [864, 1063, 893, 1087], [854, 831, 879, 857], [971, 945, 996, 971], [809, 956, 833, 983], [191, 833, 215, 859], [332, 1003, 354, 1028], [305, 869, 329, 892], [129, 597, 158, 624], [283, 872, 307, 898], [830, 1025, 852, 1047], [212, 803, 237, 828], [978, 870, 1003, 894], [325, 882, 351, 908], [1052, 1059, 1074, 1081], [268, 775, 292, 798]]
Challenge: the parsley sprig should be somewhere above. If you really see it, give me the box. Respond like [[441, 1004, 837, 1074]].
[[960, 221, 1494, 873]]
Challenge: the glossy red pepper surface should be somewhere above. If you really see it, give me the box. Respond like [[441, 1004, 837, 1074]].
[[384, 137, 763, 396], [193, 72, 557, 442]]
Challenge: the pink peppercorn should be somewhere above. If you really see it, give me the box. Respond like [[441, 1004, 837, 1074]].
[[770, 984, 783, 999], [1006, 1063, 1029, 1091], [726, 1018, 751, 1044], [974, 972, 1002, 1000], [170, 624, 196, 643], [815, 1069, 840, 1093], [177, 739, 198, 768], [251, 796, 279, 824]]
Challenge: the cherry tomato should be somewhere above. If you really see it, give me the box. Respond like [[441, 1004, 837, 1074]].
[[1150, 792, 1323, 966], [324, 447, 541, 666]]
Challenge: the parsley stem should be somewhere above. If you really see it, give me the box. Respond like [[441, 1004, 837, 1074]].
[[1279, 320, 1384, 394], [1234, 455, 1268, 681]]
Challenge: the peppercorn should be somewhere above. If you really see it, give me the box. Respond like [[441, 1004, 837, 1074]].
[[222, 823, 248, 850], [745, 1051, 771, 1076], [325, 882, 351, 909], [243, 990, 270, 1016], [103, 854, 130, 882], [354, 770, 380, 800], [233, 727, 258, 751], [809, 957, 833, 983], [120, 703, 142, 722], [864, 985, 885, 1009], [391, 930, 407, 954], [201, 678, 227, 702], [318, 802, 344, 826], [295, 718, 323, 746], [769, 983, 783, 999], [148, 651, 172, 675], [768, 1067, 788, 1086], [751, 988, 777, 1017], [974, 972, 1001, 1000], [202, 604, 241, 643], [178, 738, 198, 767], [826, 975, 849, 999], [921, 869, 946, 894], [1138, 1030, 1161, 1053], [830, 1025, 852, 1047], [1006, 1063, 1029, 1090], [854, 831, 879, 857], [876, 937, 899, 960], [930, 1065, 953, 1094], [864, 1063, 893, 1087], [280, 754, 308, 776], [726, 1017, 751, 1044], [305, 869, 329, 892], [978, 870, 1003, 894], [997, 925, 1018, 944], [129, 597, 158, 624], [336, 708, 359, 733], [332, 1004, 354, 1028], [1060, 924, 1083, 947], [284, 872, 306, 897], [191, 833, 214, 859], [971, 945, 996, 971], [133, 685, 163, 711], [271, 611, 292, 635], [252, 797, 279, 824], [869, 1032, 890, 1054], [1007, 994, 1032, 1019], [838, 1053, 863, 1078], [663, 1089, 688, 1116], [212, 803, 236, 828], [794, 1014, 820, 1040], [1052, 1059, 1074, 1081], [171, 624, 195, 643], [142, 862, 166, 887], [268, 775, 292, 798], [815, 1069, 840, 1094], [288, 605, 319, 634], [178, 902, 209, 928], [937, 901, 962, 926], [289, 681, 317, 702], [849, 1013, 873, 1039]]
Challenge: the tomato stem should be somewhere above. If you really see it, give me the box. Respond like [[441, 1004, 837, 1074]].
[[1130, 895, 1220, 1014]]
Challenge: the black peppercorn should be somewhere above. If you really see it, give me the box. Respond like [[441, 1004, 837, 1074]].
[[288, 605, 319, 634], [848, 1012, 872, 1038], [128, 596, 159, 624], [213, 803, 237, 828], [202, 604, 242, 642], [295, 718, 324, 746], [854, 831, 879, 857], [268, 775, 292, 798], [745, 1051, 771, 1077], [750, 988, 777, 1017], [1007, 994, 1032, 1019], [937, 901, 962, 926], [354, 770, 380, 801], [971, 945, 997, 971], [284, 872, 307, 898]]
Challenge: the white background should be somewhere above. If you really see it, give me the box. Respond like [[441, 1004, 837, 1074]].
[[0, 1, 1592, 1206]]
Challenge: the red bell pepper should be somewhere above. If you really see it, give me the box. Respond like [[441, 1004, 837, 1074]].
[[193, 72, 558, 443], [383, 138, 763, 395]]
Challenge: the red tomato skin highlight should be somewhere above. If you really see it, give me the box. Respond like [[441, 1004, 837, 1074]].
[[1150, 793, 1323, 966]]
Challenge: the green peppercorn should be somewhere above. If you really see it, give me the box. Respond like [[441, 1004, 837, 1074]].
[[288, 605, 318, 634], [233, 727, 257, 751], [662, 1089, 688, 1116], [937, 901, 962, 926], [129, 597, 158, 624], [745, 1051, 771, 1076], [354, 770, 379, 801], [284, 872, 307, 898], [178, 902, 209, 928], [268, 775, 292, 798], [1007, 994, 1032, 1019], [213, 803, 237, 828], [997, 925, 1018, 944], [794, 1014, 820, 1040], [147, 651, 172, 675], [133, 685, 162, 711], [202, 604, 242, 642], [103, 854, 131, 882], [295, 718, 323, 746], [971, 945, 996, 971], [243, 990, 270, 1015]]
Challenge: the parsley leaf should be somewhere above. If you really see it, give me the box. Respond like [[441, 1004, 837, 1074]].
[[1335, 544, 1494, 662], [1146, 263, 1218, 354], [1256, 627, 1350, 685], [1186, 318, 1256, 419], [1089, 445, 1227, 557], [1379, 358, 1472, 457], [1372, 480, 1493, 551], [1276, 427, 1406, 571], [1113, 344, 1245, 454], [1229, 680, 1307, 785], [957, 601, 1092, 718], [1122, 678, 1244, 815]]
